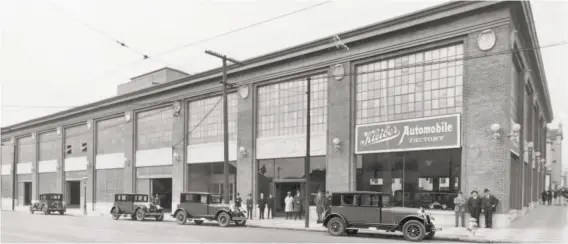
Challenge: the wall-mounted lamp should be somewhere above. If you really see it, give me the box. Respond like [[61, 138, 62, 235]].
[[56, 162, 62, 171], [56, 127, 62, 136], [173, 152, 181, 162], [490, 123, 521, 140], [535, 151, 541, 158], [31, 164, 36, 173], [173, 101, 182, 117], [124, 158, 131, 167], [125, 112, 132, 122], [332, 138, 342, 150], [525, 141, 534, 153], [87, 120, 93, 130], [31, 133, 36, 140], [239, 146, 248, 158], [86, 162, 93, 169], [540, 158, 546, 164]]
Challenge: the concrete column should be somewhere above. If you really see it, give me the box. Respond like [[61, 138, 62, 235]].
[[56, 129, 64, 194], [1, 140, 15, 210], [237, 84, 254, 203], [86, 121, 95, 211], [327, 62, 353, 192], [31, 134, 38, 201], [124, 111, 135, 193], [172, 101, 187, 213]]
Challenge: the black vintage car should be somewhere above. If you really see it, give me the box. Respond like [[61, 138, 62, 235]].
[[110, 193, 164, 221], [322, 191, 439, 242], [172, 192, 247, 227], [29, 193, 66, 215]]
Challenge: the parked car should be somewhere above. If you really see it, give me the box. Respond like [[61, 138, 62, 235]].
[[172, 192, 247, 227], [110, 193, 164, 221], [322, 191, 439, 242], [29, 193, 66, 215]]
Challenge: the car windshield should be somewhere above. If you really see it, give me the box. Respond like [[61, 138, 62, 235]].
[[41, 195, 62, 200], [210, 195, 222, 204]]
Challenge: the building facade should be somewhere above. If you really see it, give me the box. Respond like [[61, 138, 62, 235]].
[[0, 1, 555, 227]]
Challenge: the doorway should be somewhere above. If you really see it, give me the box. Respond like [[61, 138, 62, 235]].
[[66, 181, 81, 207], [151, 178, 172, 211], [273, 181, 304, 217], [24, 182, 32, 205]]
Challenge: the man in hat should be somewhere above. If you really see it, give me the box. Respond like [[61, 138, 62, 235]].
[[453, 192, 466, 227], [481, 189, 499, 228], [466, 190, 482, 227], [246, 193, 253, 219]]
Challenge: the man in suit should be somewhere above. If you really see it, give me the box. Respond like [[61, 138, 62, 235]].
[[466, 190, 482, 227], [235, 193, 242, 208], [314, 190, 324, 223], [257, 193, 267, 219], [324, 191, 331, 211], [453, 192, 466, 227], [246, 193, 253, 219], [481, 189, 499, 228]]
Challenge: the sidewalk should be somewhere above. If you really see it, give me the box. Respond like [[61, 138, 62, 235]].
[[245, 206, 568, 243]]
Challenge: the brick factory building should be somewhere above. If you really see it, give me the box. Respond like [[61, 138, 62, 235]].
[[0, 1, 556, 227]]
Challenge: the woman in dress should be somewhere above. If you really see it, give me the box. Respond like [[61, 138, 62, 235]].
[[284, 191, 294, 220]]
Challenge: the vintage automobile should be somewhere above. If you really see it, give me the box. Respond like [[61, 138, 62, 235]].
[[110, 193, 164, 221], [29, 193, 66, 215], [172, 192, 247, 227], [322, 191, 439, 242]]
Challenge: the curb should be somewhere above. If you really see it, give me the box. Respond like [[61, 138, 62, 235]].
[[244, 224, 510, 243]]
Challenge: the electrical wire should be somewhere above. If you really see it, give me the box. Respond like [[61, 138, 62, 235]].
[[171, 97, 222, 149], [3, 40, 567, 147]]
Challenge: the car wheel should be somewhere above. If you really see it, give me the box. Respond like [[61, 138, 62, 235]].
[[194, 220, 204, 225], [402, 220, 427, 242], [135, 209, 146, 221], [42, 205, 49, 215], [155, 213, 164, 221], [112, 208, 120, 220], [217, 212, 231, 227], [346, 229, 358, 236], [327, 217, 346, 236], [425, 230, 436, 240], [235, 219, 246, 226], [59, 211, 65, 215], [176, 211, 187, 225]]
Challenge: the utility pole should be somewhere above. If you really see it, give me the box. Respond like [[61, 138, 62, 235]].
[[304, 77, 311, 228], [205, 50, 242, 204]]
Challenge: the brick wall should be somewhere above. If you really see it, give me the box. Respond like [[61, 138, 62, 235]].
[[462, 24, 512, 213]]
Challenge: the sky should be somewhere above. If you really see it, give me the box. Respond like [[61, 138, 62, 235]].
[[0, 0, 567, 171]]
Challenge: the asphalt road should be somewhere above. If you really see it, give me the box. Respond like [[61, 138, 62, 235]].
[[0, 211, 454, 243]]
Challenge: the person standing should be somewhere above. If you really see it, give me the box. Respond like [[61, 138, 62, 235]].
[[257, 193, 267, 219], [246, 193, 253, 219], [294, 190, 303, 220], [314, 190, 324, 223], [267, 193, 274, 219], [481, 189, 499, 228], [541, 191, 547, 205], [466, 190, 482, 227], [324, 191, 331, 211], [235, 193, 242, 209], [453, 192, 466, 227], [547, 190, 553, 205], [284, 191, 294, 220]]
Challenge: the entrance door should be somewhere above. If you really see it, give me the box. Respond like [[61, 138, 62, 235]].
[[151, 178, 172, 210], [273, 181, 304, 216], [24, 182, 32, 205], [69, 181, 81, 205]]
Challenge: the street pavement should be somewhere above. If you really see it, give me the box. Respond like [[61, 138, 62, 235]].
[[0, 211, 455, 243]]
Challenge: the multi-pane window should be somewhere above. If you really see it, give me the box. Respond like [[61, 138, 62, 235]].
[[136, 106, 174, 150], [2, 143, 11, 165], [39, 131, 59, 161], [356, 44, 464, 124], [17, 136, 34, 163], [97, 116, 126, 155], [65, 125, 89, 158], [257, 74, 328, 138], [188, 93, 238, 144]]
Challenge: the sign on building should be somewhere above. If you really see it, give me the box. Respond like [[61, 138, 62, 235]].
[[355, 114, 461, 154]]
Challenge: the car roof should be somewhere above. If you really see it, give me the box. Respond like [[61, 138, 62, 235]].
[[332, 191, 385, 195], [40, 193, 62, 195]]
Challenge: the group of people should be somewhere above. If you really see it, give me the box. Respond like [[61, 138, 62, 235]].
[[234, 193, 275, 219], [540, 188, 568, 205], [453, 189, 500, 229]]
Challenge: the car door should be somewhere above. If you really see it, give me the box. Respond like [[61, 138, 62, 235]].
[[124, 195, 134, 213], [184, 194, 208, 218], [343, 194, 381, 226], [379, 194, 396, 226]]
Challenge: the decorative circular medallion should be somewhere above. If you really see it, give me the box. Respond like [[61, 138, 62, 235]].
[[173, 101, 181, 112], [86, 120, 93, 129], [56, 127, 62, 136], [238, 85, 249, 99], [125, 112, 132, 122], [332, 64, 345, 81], [477, 29, 496, 51]]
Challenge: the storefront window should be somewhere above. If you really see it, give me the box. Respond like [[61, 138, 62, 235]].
[[357, 149, 461, 210], [257, 156, 326, 209], [187, 162, 237, 202]]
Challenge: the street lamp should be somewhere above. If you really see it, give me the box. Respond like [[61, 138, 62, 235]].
[[82, 176, 87, 215]]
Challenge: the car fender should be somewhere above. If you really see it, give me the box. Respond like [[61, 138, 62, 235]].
[[214, 209, 230, 219], [392, 215, 425, 231], [110, 206, 121, 214], [323, 213, 348, 227], [172, 208, 188, 217]]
